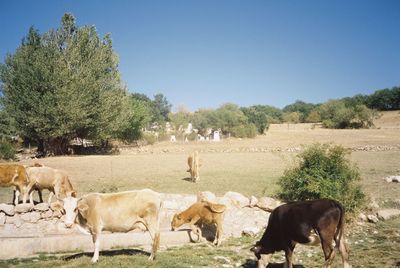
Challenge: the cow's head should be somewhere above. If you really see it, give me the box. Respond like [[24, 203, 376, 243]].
[[250, 241, 272, 268], [53, 191, 88, 228], [171, 213, 184, 231]]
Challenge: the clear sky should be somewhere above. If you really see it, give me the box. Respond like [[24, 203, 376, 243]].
[[1, 0, 399, 111]]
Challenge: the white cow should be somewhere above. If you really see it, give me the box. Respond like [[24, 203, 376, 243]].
[[56, 189, 162, 262]]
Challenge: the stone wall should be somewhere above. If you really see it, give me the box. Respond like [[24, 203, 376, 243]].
[[0, 191, 281, 259]]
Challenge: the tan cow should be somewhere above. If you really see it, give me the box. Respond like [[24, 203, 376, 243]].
[[56, 189, 162, 262], [187, 150, 200, 182], [26, 164, 75, 204], [171, 200, 225, 246], [0, 164, 33, 205]]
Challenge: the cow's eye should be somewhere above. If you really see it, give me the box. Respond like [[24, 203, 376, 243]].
[[74, 207, 78, 212], [61, 209, 66, 215]]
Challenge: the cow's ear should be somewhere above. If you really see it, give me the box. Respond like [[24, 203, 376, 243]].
[[77, 202, 89, 213]]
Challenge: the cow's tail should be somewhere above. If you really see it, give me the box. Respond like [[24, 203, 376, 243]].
[[334, 200, 345, 250], [205, 201, 226, 213], [151, 198, 163, 260]]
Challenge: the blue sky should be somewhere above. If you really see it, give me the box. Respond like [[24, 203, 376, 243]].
[[1, 0, 399, 111]]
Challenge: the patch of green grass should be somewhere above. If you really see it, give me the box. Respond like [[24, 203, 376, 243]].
[[1, 219, 400, 267]]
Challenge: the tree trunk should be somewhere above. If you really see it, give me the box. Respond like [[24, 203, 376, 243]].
[[44, 137, 70, 156]]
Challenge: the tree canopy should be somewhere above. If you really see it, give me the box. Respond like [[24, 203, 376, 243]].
[[0, 13, 146, 154]]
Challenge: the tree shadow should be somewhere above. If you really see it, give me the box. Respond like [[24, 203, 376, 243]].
[[241, 259, 306, 268], [63, 248, 150, 261]]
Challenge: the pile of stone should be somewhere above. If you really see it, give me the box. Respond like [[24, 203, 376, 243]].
[[0, 202, 76, 237]]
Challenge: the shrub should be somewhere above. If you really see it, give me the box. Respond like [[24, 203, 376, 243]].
[[277, 143, 365, 213], [230, 123, 257, 138], [0, 139, 16, 160]]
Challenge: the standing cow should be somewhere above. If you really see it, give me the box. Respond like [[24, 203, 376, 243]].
[[56, 189, 162, 262], [251, 199, 351, 268], [26, 164, 75, 204], [0, 164, 34, 205], [187, 150, 200, 182]]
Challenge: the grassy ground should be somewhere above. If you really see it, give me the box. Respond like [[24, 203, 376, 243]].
[[2, 218, 399, 267], [0, 112, 399, 267]]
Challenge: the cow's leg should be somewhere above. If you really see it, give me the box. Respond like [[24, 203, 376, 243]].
[[91, 232, 101, 263], [320, 230, 336, 268], [338, 236, 351, 268], [214, 222, 223, 246], [284, 244, 295, 268], [146, 223, 160, 260], [188, 216, 202, 242], [24, 180, 36, 205], [47, 191, 54, 204], [14, 188, 20, 205], [37, 189, 43, 203], [258, 254, 272, 268]]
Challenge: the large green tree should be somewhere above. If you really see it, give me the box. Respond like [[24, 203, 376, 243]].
[[0, 13, 140, 154]]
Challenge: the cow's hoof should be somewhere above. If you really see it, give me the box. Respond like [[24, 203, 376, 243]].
[[91, 257, 98, 263]]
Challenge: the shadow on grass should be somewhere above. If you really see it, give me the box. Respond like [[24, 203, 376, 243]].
[[241, 259, 306, 268], [63, 248, 150, 261], [181, 177, 194, 182]]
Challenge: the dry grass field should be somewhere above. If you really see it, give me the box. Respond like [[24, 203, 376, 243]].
[[2, 111, 399, 203], [1, 111, 399, 267]]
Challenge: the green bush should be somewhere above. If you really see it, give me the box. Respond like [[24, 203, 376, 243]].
[[230, 123, 257, 138], [0, 139, 16, 160], [277, 143, 365, 213]]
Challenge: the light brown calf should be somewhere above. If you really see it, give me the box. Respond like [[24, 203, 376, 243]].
[[0, 164, 33, 205], [171, 201, 225, 246], [187, 150, 200, 182], [26, 164, 75, 204]]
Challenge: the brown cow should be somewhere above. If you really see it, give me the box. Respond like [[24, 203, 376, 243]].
[[171, 200, 225, 246], [26, 164, 75, 204], [55, 189, 162, 262], [0, 164, 33, 205], [251, 199, 351, 268], [187, 150, 200, 182]]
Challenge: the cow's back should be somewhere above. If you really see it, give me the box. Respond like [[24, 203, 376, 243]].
[[82, 189, 161, 232], [0, 164, 28, 186]]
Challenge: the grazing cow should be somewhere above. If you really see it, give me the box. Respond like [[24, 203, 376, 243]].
[[251, 199, 350, 268], [187, 150, 200, 182], [171, 201, 225, 246], [26, 164, 75, 204], [0, 164, 33, 205], [56, 189, 162, 262]]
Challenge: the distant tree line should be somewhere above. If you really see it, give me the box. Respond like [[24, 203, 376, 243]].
[[0, 13, 398, 157]]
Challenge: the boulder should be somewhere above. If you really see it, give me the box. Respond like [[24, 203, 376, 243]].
[[34, 203, 50, 212], [15, 203, 33, 213], [223, 192, 249, 208], [41, 210, 53, 219], [249, 196, 258, 207], [242, 226, 260, 237], [6, 214, 23, 227], [256, 197, 282, 212], [367, 214, 379, 223], [384, 176, 400, 183], [0, 203, 15, 216], [358, 212, 367, 222], [163, 200, 180, 210], [197, 191, 216, 202], [20, 211, 41, 223], [0, 212, 5, 225], [377, 209, 400, 221]]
